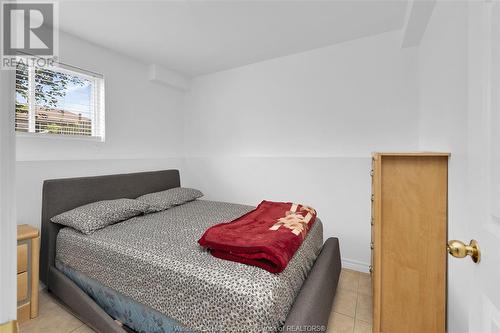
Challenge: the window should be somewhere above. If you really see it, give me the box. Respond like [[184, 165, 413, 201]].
[[15, 62, 105, 140]]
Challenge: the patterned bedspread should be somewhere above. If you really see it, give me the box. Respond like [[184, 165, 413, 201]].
[[56, 200, 323, 332]]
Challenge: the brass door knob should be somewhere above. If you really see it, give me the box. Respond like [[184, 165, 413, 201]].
[[447, 239, 481, 263]]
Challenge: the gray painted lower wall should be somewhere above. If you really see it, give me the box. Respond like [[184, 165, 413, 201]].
[[16, 158, 185, 228], [17, 156, 371, 272], [182, 156, 371, 271]]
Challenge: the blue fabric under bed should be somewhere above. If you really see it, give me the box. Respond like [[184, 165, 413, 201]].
[[56, 261, 194, 333]]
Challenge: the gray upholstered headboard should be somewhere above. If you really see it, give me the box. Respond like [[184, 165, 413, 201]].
[[40, 169, 181, 286]]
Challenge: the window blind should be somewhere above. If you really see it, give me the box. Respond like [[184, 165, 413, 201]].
[[15, 62, 105, 140]]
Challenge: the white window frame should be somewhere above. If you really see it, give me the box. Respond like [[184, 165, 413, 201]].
[[15, 62, 105, 142]]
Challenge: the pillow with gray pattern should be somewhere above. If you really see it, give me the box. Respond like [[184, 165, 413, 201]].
[[51, 198, 150, 234], [136, 187, 203, 213]]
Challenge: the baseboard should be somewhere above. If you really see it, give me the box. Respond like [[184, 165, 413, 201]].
[[0, 320, 17, 333], [341, 258, 370, 273]]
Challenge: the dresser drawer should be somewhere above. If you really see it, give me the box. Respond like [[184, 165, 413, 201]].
[[17, 224, 40, 323], [17, 272, 28, 302], [17, 302, 31, 323], [17, 244, 28, 273]]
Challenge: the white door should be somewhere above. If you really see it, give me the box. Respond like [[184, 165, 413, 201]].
[[452, 1, 500, 332]]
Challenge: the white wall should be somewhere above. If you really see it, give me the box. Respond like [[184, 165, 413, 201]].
[[184, 31, 418, 157], [0, 54, 17, 324], [417, 2, 470, 332], [16, 30, 186, 228], [16, 27, 420, 272], [17, 31, 185, 161], [182, 31, 420, 271]]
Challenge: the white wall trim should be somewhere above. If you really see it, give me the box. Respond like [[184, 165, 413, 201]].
[[15, 156, 183, 163], [16, 132, 105, 142], [342, 258, 370, 273]]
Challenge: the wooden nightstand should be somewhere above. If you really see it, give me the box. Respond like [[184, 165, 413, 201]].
[[17, 224, 40, 324]]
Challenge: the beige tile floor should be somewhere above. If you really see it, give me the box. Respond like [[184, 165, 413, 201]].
[[327, 269, 372, 333], [19, 268, 371, 333]]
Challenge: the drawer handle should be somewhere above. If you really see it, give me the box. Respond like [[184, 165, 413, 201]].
[[369, 265, 373, 274], [371, 218, 374, 226], [370, 242, 374, 250], [371, 194, 374, 202]]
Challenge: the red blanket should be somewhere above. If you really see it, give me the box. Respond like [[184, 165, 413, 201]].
[[198, 200, 317, 273]]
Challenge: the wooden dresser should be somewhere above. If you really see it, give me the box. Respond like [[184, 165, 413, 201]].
[[371, 153, 448, 333], [17, 224, 40, 323]]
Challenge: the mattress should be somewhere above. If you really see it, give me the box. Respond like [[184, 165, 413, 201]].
[[56, 200, 323, 333], [56, 261, 189, 332]]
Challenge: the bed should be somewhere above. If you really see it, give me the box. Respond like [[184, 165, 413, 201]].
[[40, 170, 341, 333]]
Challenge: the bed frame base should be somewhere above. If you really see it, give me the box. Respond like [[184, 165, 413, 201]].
[[283, 237, 341, 332]]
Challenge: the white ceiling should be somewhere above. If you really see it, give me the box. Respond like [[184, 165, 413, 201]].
[[58, 1, 408, 77]]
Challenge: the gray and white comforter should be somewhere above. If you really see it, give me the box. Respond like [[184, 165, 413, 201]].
[[56, 200, 323, 332]]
